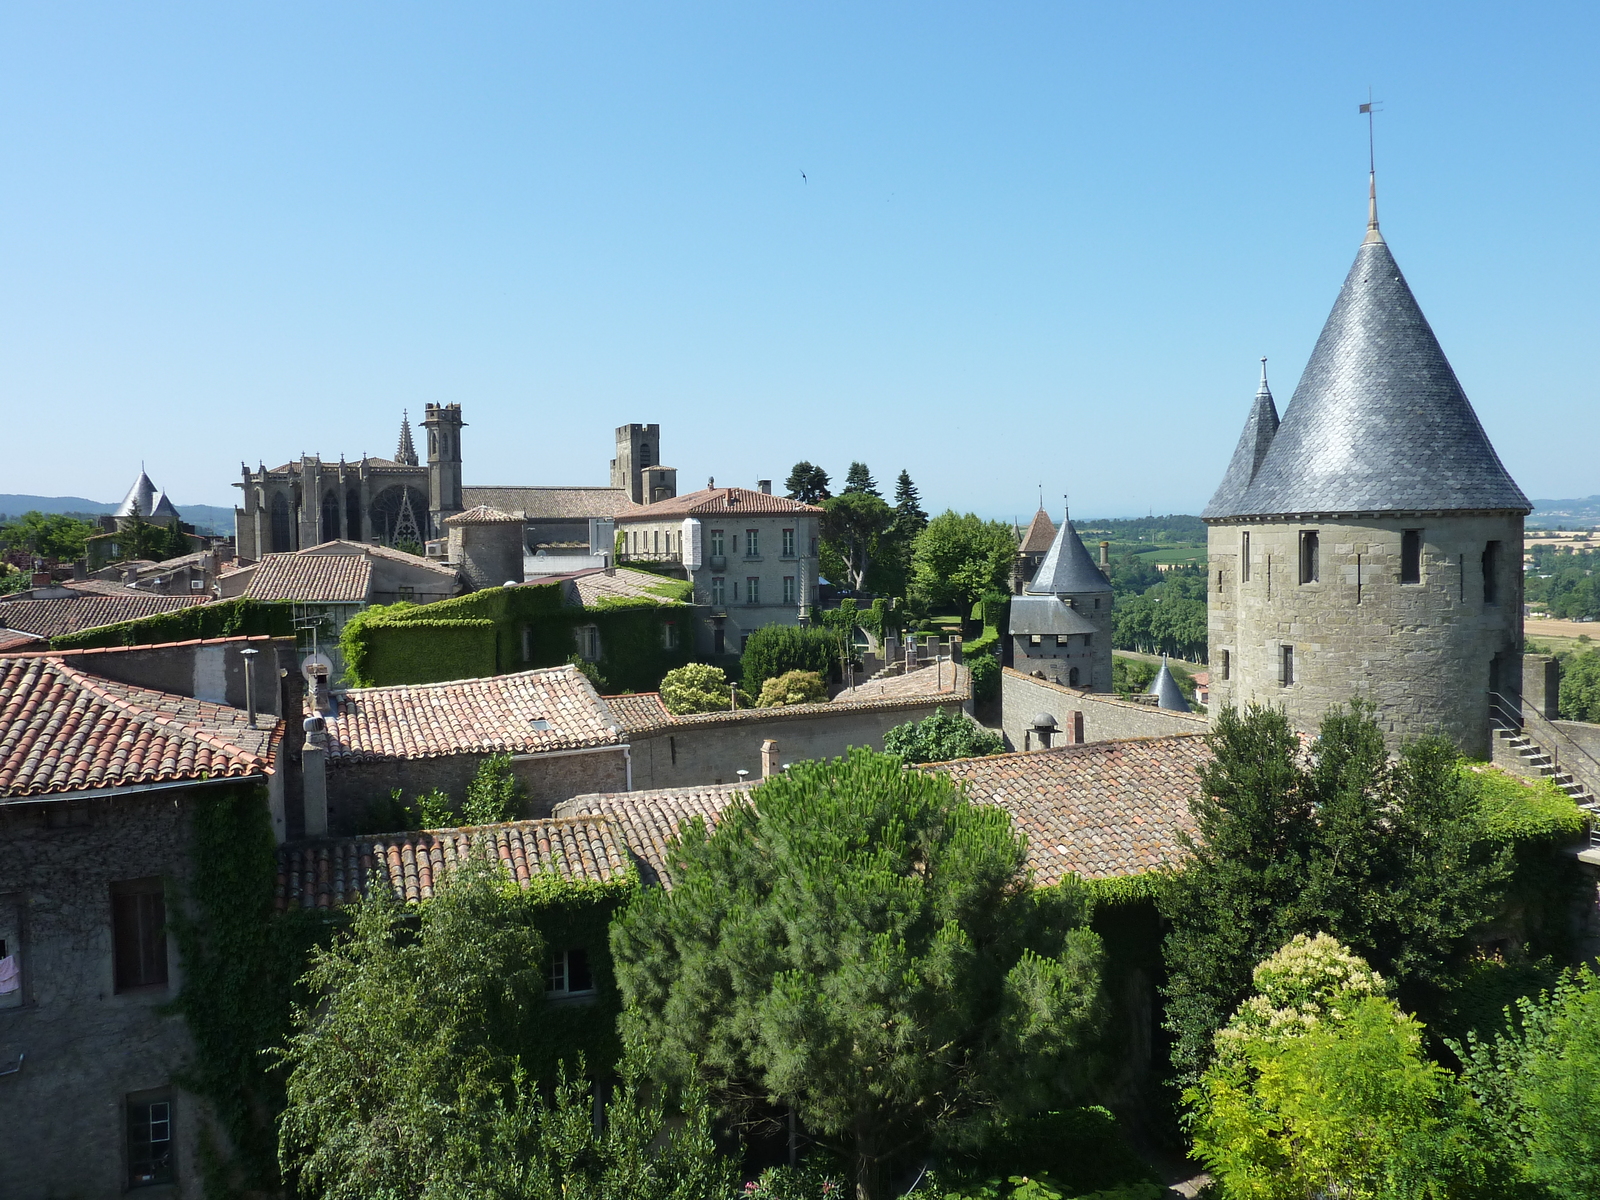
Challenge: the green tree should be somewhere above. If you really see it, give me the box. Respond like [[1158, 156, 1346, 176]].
[[1558, 650, 1600, 722], [892, 470, 928, 540], [911, 512, 1016, 616], [785, 462, 832, 504], [883, 707, 1004, 763], [821, 491, 895, 593], [611, 749, 1106, 1200], [843, 461, 881, 498], [659, 662, 746, 714], [1456, 967, 1600, 1198], [1189, 935, 1503, 1200], [118, 502, 166, 562], [740, 623, 840, 696], [464, 752, 525, 825], [755, 669, 829, 708], [0, 510, 99, 560]]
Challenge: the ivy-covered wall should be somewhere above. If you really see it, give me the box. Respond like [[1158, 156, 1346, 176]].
[[49, 596, 296, 650], [341, 578, 693, 691]]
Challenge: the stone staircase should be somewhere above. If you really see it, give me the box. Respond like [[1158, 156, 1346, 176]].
[[1493, 726, 1600, 845]]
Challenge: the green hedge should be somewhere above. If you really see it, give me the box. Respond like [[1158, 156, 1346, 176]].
[[340, 581, 693, 690], [50, 597, 296, 650]]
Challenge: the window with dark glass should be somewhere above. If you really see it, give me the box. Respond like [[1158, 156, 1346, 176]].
[[782, 528, 796, 558], [112, 880, 167, 992], [709, 529, 725, 557], [745, 529, 759, 557], [1401, 530, 1423, 584], [1299, 531, 1319, 584], [783, 576, 796, 604], [1482, 541, 1501, 605], [746, 577, 760, 604], [127, 1095, 174, 1187], [710, 576, 725, 606], [547, 948, 595, 997]]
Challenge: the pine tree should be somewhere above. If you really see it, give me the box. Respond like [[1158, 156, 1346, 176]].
[[842, 461, 880, 497], [892, 469, 928, 537], [785, 462, 832, 504], [162, 520, 191, 560]]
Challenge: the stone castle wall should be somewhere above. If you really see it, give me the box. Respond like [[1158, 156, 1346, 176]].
[[1000, 668, 1206, 749], [1206, 514, 1523, 756]]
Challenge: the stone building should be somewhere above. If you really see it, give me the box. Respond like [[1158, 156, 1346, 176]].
[[1203, 178, 1529, 755], [1008, 511, 1115, 691], [613, 484, 824, 656], [610, 423, 679, 505], [445, 504, 528, 589]]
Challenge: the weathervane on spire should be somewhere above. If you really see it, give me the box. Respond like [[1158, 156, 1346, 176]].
[[1360, 89, 1384, 239]]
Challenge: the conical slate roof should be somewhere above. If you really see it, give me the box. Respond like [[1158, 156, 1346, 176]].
[[1148, 657, 1191, 712], [396, 411, 419, 466], [1019, 507, 1058, 554], [149, 488, 180, 523], [1025, 513, 1111, 595], [1211, 213, 1529, 519], [115, 470, 159, 519], [1202, 363, 1279, 519]]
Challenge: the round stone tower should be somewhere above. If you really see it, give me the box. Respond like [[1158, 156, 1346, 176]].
[[1204, 178, 1529, 756], [445, 505, 526, 591]]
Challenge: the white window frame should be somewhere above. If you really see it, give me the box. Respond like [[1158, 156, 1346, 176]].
[[547, 947, 596, 999], [746, 576, 760, 605], [782, 528, 796, 558], [745, 529, 759, 558]]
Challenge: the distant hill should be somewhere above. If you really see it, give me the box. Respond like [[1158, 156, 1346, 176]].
[[1074, 514, 1207, 542], [0, 494, 235, 535], [1529, 497, 1600, 528]]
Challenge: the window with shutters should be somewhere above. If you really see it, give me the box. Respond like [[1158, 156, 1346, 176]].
[[112, 880, 167, 993]]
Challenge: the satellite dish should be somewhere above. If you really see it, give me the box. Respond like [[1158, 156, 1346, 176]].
[[301, 651, 333, 682]]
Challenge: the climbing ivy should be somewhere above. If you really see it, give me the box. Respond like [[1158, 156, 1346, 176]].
[[50, 597, 295, 650]]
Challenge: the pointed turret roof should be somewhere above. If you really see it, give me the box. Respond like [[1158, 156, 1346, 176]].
[[1148, 657, 1191, 712], [1202, 361, 1280, 519], [114, 470, 159, 519], [396, 410, 419, 466], [148, 488, 180, 523], [1211, 196, 1528, 519], [1019, 507, 1058, 554], [1025, 511, 1111, 595]]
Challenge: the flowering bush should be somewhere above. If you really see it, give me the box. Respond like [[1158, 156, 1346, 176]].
[[1214, 932, 1388, 1063]]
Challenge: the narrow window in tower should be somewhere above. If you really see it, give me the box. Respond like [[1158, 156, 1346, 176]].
[[1220, 649, 1230, 680], [1241, 532, 1251, 582], [1280, 645, 1295, 686], [1483, 541, 1501, 605], [1401, 530, 1423, 584], [1299, 531, 1319, 584]]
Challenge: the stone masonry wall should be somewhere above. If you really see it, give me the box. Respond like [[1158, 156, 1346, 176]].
[[1001, 668, 1206, 750], [0, 788, 228, 1198], [326, 748, 629, 832], [1207, 514, 1523, 757]]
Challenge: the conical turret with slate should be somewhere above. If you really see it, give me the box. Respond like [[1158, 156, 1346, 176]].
[[1008, 507, 1113, 692], [1148, 657, 1192, 713], [1204, 174, 1527, 757]]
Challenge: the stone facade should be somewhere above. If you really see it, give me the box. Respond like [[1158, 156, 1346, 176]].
[[609, 424, 678, 506], [1008, 514, 1115, 691], [1001, 668, 1205, 751], [1206, 514, 1523, 757]]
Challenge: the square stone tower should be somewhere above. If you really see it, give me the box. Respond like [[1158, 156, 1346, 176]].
[[422, 404, 465, 532], [1204, 183, 1529, 757], [611, 424, 671, 505]]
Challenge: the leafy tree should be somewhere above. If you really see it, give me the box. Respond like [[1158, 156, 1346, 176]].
[[464, 753, 525, 825], [786, 462, 832, 505], [967, 652, 1000, 706], [0, 510, 98, 560], [755, 669, 828, 708], [660, 662, 746, 714], [910, 512, 1015, 616], [1558, 649, 1600, 722], [160, 520, 192, 560], [566, 652, 609, 692], [740, 623, 840, 696], [1161, 703, 1512, 1085], [821, 491, 895, 593], [117, 501, 167, 562], [1456, 967, 1600, 1198], [612, 749, 1106, 1200], [883, 707, 1004, 763], [1189, 935, 1504, 1199], [892, 470, 928, 539], [843, 461, 882, 498]]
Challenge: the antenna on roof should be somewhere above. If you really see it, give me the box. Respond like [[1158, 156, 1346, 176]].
[[1360, 89, 1384, 239]]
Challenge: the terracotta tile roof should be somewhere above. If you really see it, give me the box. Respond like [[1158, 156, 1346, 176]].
[[61, 579, 143, 596], [569, 567, 686, 607], [275, 816, 631, 909], [0, 656, 277, 798], [324, 665, 624, 762], [0, 630, 43, 653], [0, 592, 211, 639], [462, 486, 640, 520], [557, 782, 750, 888], [602, 669, 969, 737], [444, 504, 524, 525], [923, 734, 1211, 883], [617, 486, 823, 520], [244, 553, 372, 603], [1019, 508, 1058, 554], [299, 541, 461, 578]]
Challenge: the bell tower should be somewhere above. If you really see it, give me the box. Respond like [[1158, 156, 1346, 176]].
[[422, 404, 465, 534]]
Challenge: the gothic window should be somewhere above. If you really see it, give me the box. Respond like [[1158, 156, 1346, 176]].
[[346, 490, 362, 541], [1402, 530, 1423, 584], [270, 493, 292, 553]]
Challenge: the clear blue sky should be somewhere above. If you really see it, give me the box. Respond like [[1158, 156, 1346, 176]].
[[3, 2, 1595, 520]]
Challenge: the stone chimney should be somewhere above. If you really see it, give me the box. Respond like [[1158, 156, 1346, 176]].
[[1099, 541, 1110, 570], [760, 738, 780, 778], [757, 479, 772, 495]]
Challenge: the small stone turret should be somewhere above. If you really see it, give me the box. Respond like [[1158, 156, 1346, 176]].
[[1007, 507, 1114, 691], [446, 505, 525, 590]]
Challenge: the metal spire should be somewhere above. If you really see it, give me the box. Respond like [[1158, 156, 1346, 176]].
[[1361, 92, 1384, 244], [1259, 356, 1269, 393]]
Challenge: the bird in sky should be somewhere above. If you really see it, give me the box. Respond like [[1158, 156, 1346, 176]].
[[800, 171, 807, 184]]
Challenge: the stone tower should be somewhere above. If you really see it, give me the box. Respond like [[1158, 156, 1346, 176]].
[[1204, 177, 1529, 756], [610, 424, 676, 505], [1007, 509, 1115, 691], [445, 505, 525, 590], [422, 403, 465, 533]]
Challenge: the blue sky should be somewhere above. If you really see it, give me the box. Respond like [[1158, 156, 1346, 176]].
[[2, 2, 1595, 520]]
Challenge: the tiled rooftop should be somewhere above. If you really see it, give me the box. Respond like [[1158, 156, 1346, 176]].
[[244, 553, 373, 603], [0, 656, 277, 798], [569, 567, 686, 607], [0, 630, 44, 653], [275, 816, 631, 909], [845, 662, 968, 702], [461, 486, 639, 520], [324, 665, 624, 762], [298, 540, 460, 577], [444, 504, 524, 525], [618, 486, 823, 520], [1019, 508, 1058, 554], [924, 734, 1211, 883], [0, 592, 211, 639], [557, 782, 750, 888]]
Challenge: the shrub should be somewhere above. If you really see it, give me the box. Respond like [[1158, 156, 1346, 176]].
[[463, 753, 524, 825], [1559, 649, 1600, 722], [968, 651, 1000, 705], [660, 663, 747, 714], [756, 669, 828, 708], [883, 707, 1004, 764], [740, 624, 840, 695]]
